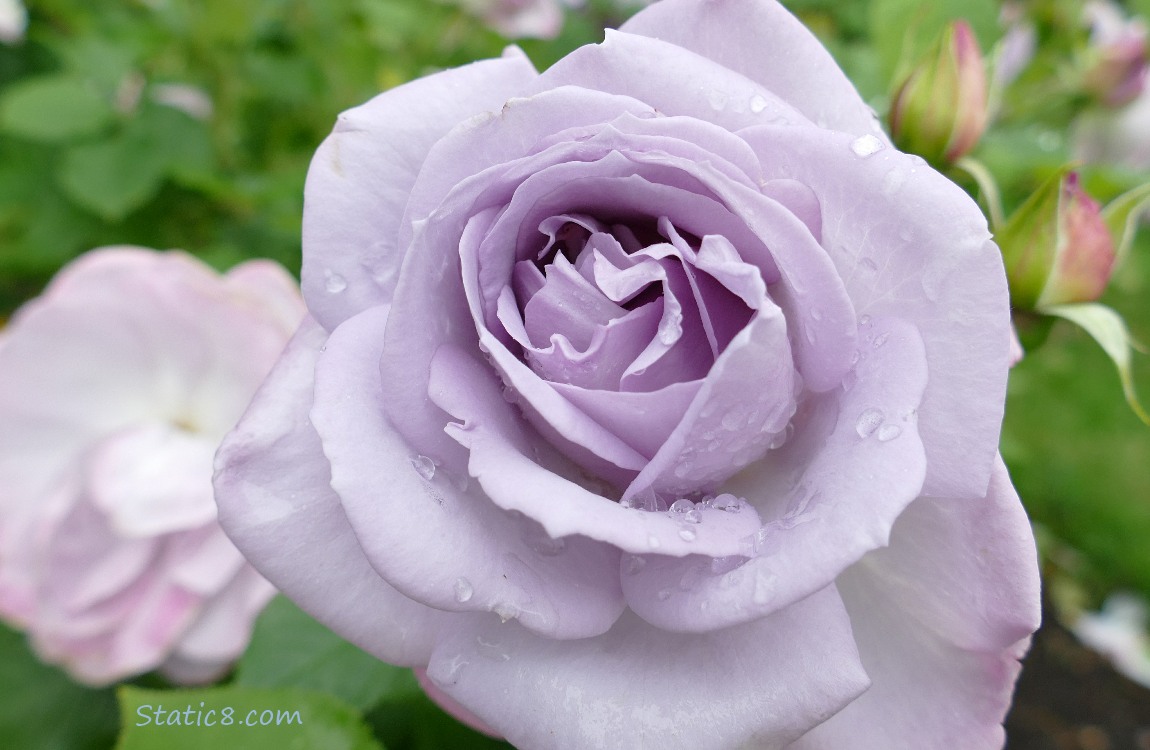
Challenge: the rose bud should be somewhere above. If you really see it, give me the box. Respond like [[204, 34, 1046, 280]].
[[1000, 170, 1117, 309], [1080, 0, 1148, 107], [0, 248, 304, 685], [889, 20, 990, 166]]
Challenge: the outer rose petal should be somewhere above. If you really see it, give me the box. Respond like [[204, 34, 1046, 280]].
[[310, 306, 627, 639], [739, 125, 1010, 499], [620, 0, 888, 141], [301, 49, 538, 331], [425, 587, 869, 750], [213, 318, 450, 666], [788, 457, 1040, 749]]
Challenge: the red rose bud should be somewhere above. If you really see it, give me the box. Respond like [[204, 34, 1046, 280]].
[[1081, 1, 1148, 107], [889, 21, 989, 166], [999, 170, 1116, 309]]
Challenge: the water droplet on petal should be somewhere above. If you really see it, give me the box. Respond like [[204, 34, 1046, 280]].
[[750, 94, 768, 113], [531, 534, 565, 556], [624, 555, 647, 575], [859, 314, 872, 326], [711, 493, 742, 512], [752, 569, 777, 605], [872, 332, 890, 348], [850, 134, 884, 157], [710, 556, 743, 575], [453, 578, 473, 603], [323, 269, 347, 294], [708, 89, 729, 110], [411, 455, 436, 481], [881, 165, 907, 196], [647, 534, 661, 550], [769, 422, 794, 449], [855, 408, 884, 438], [877, 424, 903, 442], [493, 603, 518, 623], [678, 528, 697, 542]]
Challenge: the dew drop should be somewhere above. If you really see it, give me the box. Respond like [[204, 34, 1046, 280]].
[[647, 534, 661, 549], [453, 578, 473, 603], [531, 534, 565, 557], [678, 528, 697, 542], [769, 422, 794, 449], [410, 455, 436, 481], [881, 165, 907, 196], [752, 570, 777, 605], [493, 603, 518, 623], [323, 269, 348, 294], [849, 134, 884, 157], [710, 556, 743, 575], [877, 424, 903, 442], [859, 314, 872, 326], [707, 89, 729, 110], [669, 498, 695, 514], [750, 94, 768, 113], [624, 555, 647, 575], [711, 494, 742, 512], [872, 332, 890, 348], [840, 369, 858, 392], [854, 408, 884, 438]]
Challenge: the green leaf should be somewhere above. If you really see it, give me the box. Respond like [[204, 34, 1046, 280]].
[[116, 686, 383, 750], [1102, 181, 1150, 268], [57, 130, 168, 221], [0, 75, 116, 143], [235, 596, 420, 712], [0, 622, 119, 750], [1042, 302, 1150, 425]]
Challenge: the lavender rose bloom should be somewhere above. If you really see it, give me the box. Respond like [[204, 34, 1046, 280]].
[[215, 0, 1041, 746], [0, 248, 303, 685]]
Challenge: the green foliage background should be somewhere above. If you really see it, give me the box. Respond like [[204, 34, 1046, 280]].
[[1, 0, 1149, 747]]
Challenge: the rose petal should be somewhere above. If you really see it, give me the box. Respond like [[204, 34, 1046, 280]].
[[429, 344, 766, 557], [213, 318, 450, 666], [310, 307, 627, 639], [787, 456, 1040, 749], [624, 316, 928, 631], [739, 124, 1009, 498], [424, 586, 869, 750], [527, 30, 812, 133], [621, 300, 796, 499], [300, 48, 538, 330], [87, 424, 219, 537], [621, 0, 887, 141]]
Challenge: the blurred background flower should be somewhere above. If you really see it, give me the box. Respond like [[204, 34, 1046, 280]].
[[0, 247, 302, 685]]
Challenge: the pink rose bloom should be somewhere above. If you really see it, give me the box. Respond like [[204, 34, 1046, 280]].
[[1074, 85, 1150, 169], [215, 0, 1041, 747], [0, 248, 303, 685], [456, 0, 581, 39]]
